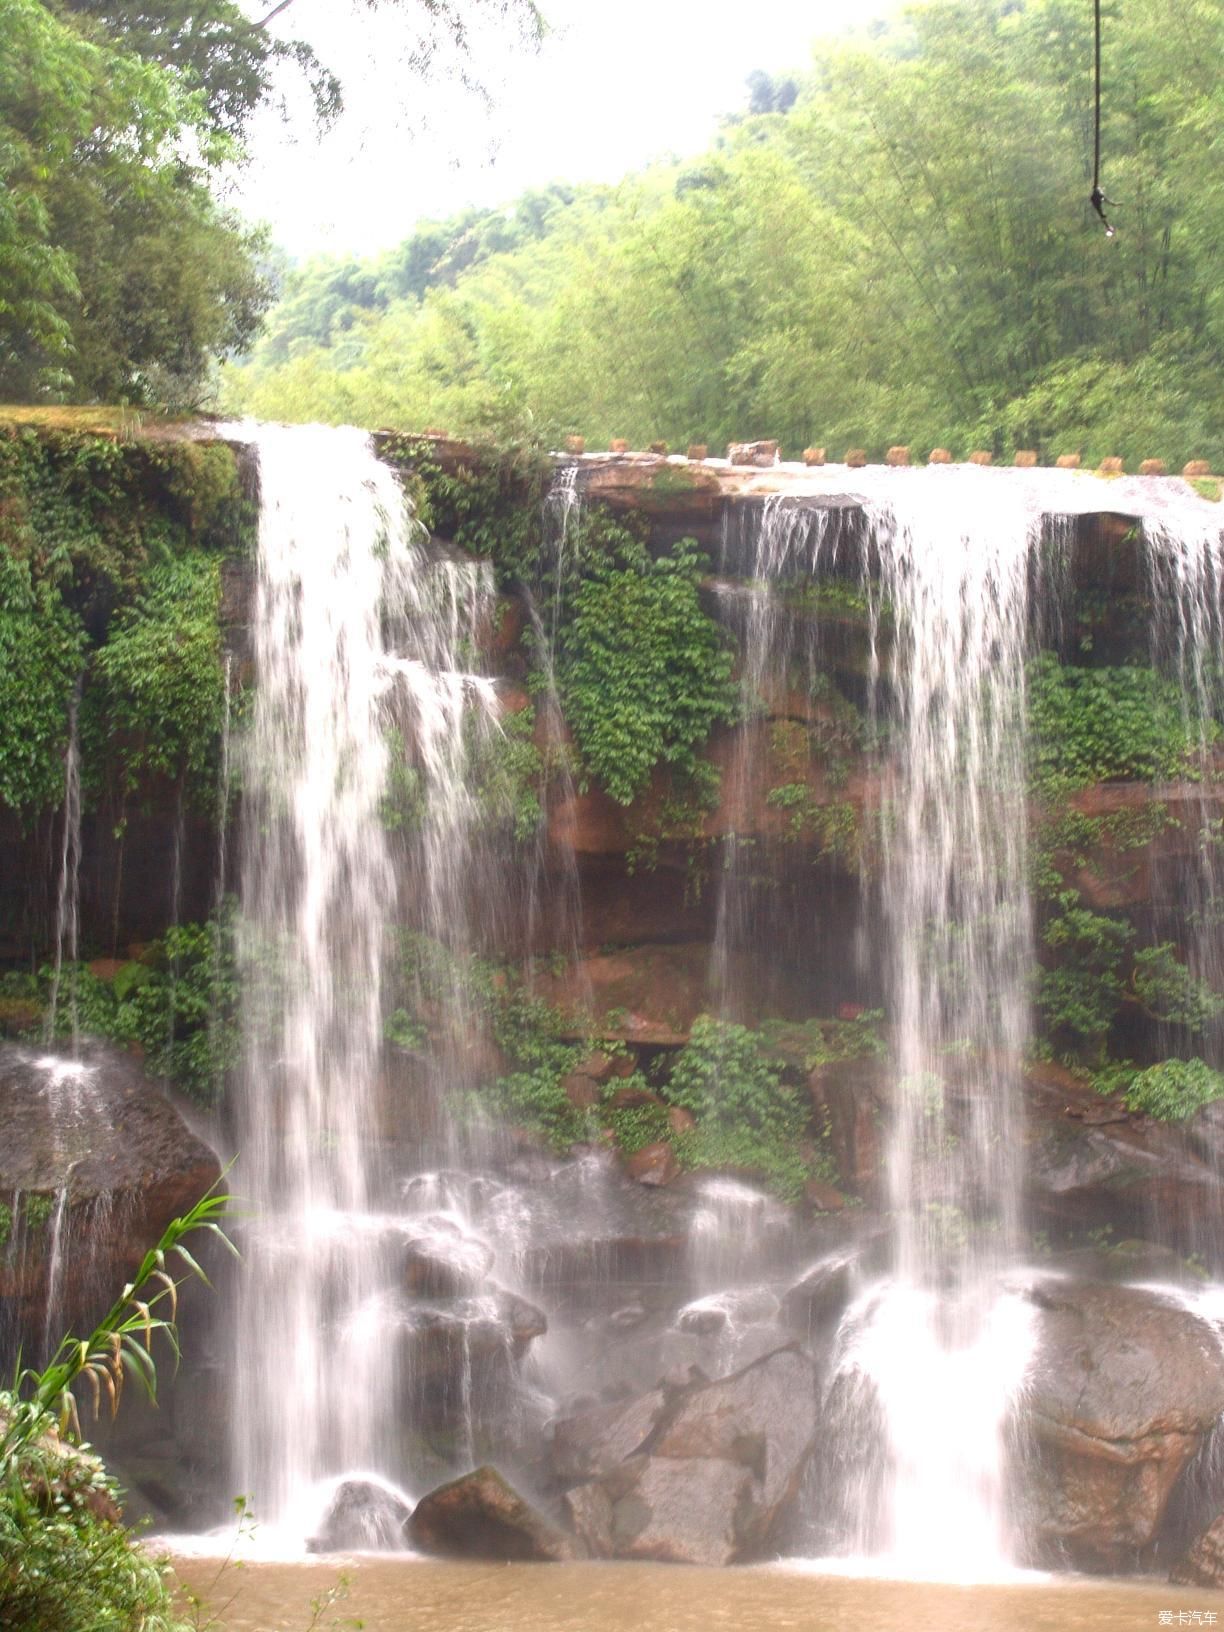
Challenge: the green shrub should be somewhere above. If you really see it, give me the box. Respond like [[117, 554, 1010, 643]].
[[556, 530, 736, 805], [0, 551, 86, 817], [1132, 944, 1223, 1030], [391, 938, 593, 1149], [1031, 804, 1179, 902], [1037, 905, 1133, 1048], [1123, 1057, 1224, 1121], [468, 704, 544, 842], [1028, 654, 1206, 790], [38, 909, 239, 1106], [605, 1096, 671, 1155], [381, 434, 551, 586], [85, 551, 226, 808], [757, 1010, 886, 1068], [668, 1015, 810, 1199], [485, 987, 591, 1147], [0, 431, 244, 822], [0, 1183, 231, 1632], [765, 784, 861, 861], [0, 1436, 189, 1632]]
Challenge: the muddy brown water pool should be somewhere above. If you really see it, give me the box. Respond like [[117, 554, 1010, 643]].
[[168, 1556, 1223, 1632]]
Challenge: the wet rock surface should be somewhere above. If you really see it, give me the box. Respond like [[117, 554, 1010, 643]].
[[1022, 1060, 1224, 1256], [409, 1465, 581, 1561], [651, 1346, 818, 1552], [1170, 1514, 1224, 1588], [308, 1479, 413, 1552], [550, 1391, 666, 1484], [605, 1454, 756, 1566], [551, 1345, 819, 1563], [781, 1251, 861, 1337], [1019, 1280, 1224, 1570], [0, 1040, 221, 1326], [403, 1228, 494, 1297]]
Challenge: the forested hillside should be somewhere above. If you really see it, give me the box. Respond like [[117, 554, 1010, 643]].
[[225, 0, 1224, 467], [0, 0, 543, 408]]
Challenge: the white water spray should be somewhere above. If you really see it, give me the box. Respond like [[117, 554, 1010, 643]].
[[231, 424, 495, 1540]]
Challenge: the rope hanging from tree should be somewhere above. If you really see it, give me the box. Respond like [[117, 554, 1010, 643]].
[[1090, 0, 1116, 235]]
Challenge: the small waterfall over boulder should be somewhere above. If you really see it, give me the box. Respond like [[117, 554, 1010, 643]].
[[0, 1041, 220, 1362]]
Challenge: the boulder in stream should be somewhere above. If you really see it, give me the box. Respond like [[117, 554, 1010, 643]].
[[1019, 1280, 1224, 1570], [554, 1345, 820, 1563], [650, 1344, 819, 1553], [605, 1454, 757, 1565], [409, 1464, 581, 1561], [307, 1478, 413, 1552], [1170, 1514, 1224, 1589], [0, 1040, 221, 1328]]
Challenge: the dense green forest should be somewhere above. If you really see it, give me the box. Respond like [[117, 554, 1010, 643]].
[[5, 0, 1222, 465], [0, 0, 543, 406], [223, 0, 1224, 467]]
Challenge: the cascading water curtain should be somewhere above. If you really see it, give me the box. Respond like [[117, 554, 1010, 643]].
[[231, 424, 496, 1541], [1144, 511, 1224, 1262], [843, 478, 1040, 1573], [722, 470, 1044, 1577]]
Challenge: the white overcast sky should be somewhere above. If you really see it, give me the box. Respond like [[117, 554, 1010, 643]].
[[231, 0, 889, 260]]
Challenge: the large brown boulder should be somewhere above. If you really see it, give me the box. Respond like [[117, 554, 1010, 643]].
[[409, 1465, 581, 1561], [550, 1390, 666, 1484], [603, 1454, 756, 1565], [307, 1478, 413, 1552], [650, 1345, 819, 1553], [625, 1141, 681, 1186], [561, 1480, 615, 1556], [555, 1346, 820, 1563], [1020, 1280, 1224, 1570], [0, 1041, 220, 1332], [1170, 1514, 1224, 1588]]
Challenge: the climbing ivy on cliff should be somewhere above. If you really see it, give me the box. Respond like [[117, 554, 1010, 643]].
[[667, 1015, 811, 1199], [1027, 654, 1206, 791], [0, 426, 244, 822], [555, 530, 736, 806], [85, 552, 226, 806], [381, 432, 552, 588], [0, 552, 86, 816]]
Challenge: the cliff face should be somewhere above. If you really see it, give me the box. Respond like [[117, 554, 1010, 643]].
[[0, 414, 253, 966], [5, 420, 1224, 1567], [1, 421, 1221, 1181]]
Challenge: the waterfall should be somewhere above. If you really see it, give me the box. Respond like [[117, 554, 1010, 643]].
[[45, 676, 83, 1051], [1142, 507, 1224, 1262], [231, 424, 495, 1542], [141, 436, 1222, 1570], [714, 472, 1040, 1573], [841, 474, 1039, 1573], [713, 464, 1224, 1576]]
